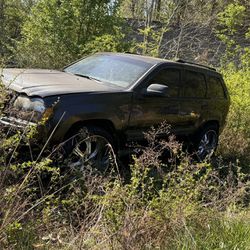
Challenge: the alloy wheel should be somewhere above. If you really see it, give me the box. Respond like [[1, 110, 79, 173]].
[[197, 130, 218, 160], [69, 134, 113, 171]]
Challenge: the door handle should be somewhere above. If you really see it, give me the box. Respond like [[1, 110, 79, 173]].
[[179, 111, 188, 116]]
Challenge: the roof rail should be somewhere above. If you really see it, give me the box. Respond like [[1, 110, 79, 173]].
[[176, 59, 216, 71], [124, 51, 140, 55]]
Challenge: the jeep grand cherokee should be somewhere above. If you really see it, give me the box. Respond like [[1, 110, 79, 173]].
[[0, 53, 230, 166]]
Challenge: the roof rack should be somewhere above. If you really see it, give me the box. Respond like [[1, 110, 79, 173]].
[[176, 59, 216, 71]]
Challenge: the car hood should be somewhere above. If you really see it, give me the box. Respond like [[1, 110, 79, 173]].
[[1, 68, 119, 97]]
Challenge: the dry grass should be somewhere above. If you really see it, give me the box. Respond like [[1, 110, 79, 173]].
[[0, 117, 249, 249]]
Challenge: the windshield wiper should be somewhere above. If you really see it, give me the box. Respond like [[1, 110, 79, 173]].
[[73, 73, 102, 83]]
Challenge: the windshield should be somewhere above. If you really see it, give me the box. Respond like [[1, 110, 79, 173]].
[[64, 54, 154, 88]]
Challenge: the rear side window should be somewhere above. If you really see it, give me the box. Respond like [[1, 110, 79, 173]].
[[183, 70, 206, 98], [150, 68, 180, 97], [207, 76, 225, 98]]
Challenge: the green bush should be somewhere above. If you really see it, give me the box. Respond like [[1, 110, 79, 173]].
[[216, 2, 250, 166], [218, 65, 250, 164]]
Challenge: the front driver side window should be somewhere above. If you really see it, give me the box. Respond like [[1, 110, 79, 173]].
[[150, 68, 180, 97]]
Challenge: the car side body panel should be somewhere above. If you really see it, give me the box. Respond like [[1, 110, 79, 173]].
[[46, 92, 133, 144]]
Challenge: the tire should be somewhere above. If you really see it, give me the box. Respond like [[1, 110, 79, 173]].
[[64, 125, 115, 172], [194, 124, 219, 161]]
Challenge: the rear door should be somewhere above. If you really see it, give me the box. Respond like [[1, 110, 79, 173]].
[[178, 69, 207, 134]]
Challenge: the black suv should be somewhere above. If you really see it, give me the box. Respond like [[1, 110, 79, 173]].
[[1, 53, 230, 165]]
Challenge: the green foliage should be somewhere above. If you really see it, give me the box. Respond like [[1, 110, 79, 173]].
[[0, 0, 35, 61], [224, 66, 250, 135], [6, 221, 37, 250], [81, 30, 132, 55], [135, 26, 168, 57], [217, 3, 246, 35], [215, 2, 250, 164], [15, 0, 128, 68], [173, 213, 250, 249], [217, 2, 249, 66], [0, 81, 7, 113], [218, 63, 250, 163]]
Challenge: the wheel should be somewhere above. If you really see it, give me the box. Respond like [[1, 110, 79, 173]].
[[64, 126, 115, 172], [194, 124, 219, 161]]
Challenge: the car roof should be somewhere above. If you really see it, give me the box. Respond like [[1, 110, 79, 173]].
[[97, 52, 220, 75], [98, 52, 171, 64]]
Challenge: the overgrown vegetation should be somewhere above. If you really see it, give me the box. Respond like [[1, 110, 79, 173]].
[[216, 2, 250, 165], [0, 0, 250, 249], [218, 65, 250, 164], [0, 111, 249, 249]]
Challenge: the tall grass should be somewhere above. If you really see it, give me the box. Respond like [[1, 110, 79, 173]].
[[0, 69, 250, 249], [0, 122, 249, 249]]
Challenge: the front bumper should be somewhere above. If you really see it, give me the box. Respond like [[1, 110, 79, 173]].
[[0, 116, 46, 159], [0, 116, 36, 129], [0, 116, 50, 146]]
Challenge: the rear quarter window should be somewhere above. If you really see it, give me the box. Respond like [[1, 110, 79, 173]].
[[207, 76, 225, 98], [183, 70, 206, 98]]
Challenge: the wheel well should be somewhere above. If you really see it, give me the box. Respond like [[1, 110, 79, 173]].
[[65, 119, 116, 139], [200, 120, 219, 133]]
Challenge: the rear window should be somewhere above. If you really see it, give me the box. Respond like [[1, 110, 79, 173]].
[[207, 76, 225, 98], [183, 70, 206, 98]]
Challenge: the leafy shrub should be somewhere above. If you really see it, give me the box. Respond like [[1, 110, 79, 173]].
[[218, 65, 250, 164], [216, 2, 250, 166]]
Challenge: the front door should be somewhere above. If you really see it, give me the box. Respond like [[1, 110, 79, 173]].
[[126, 66, 183, 142]]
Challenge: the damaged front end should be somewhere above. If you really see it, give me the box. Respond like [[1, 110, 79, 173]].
[[1, 89, 36, 127], [0, 86, 51, 159]]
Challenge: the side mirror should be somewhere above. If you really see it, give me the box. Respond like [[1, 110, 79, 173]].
[[144, 84, 169, 97]]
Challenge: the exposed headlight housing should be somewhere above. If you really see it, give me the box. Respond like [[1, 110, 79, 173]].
[[14, 96, 46, 113]]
